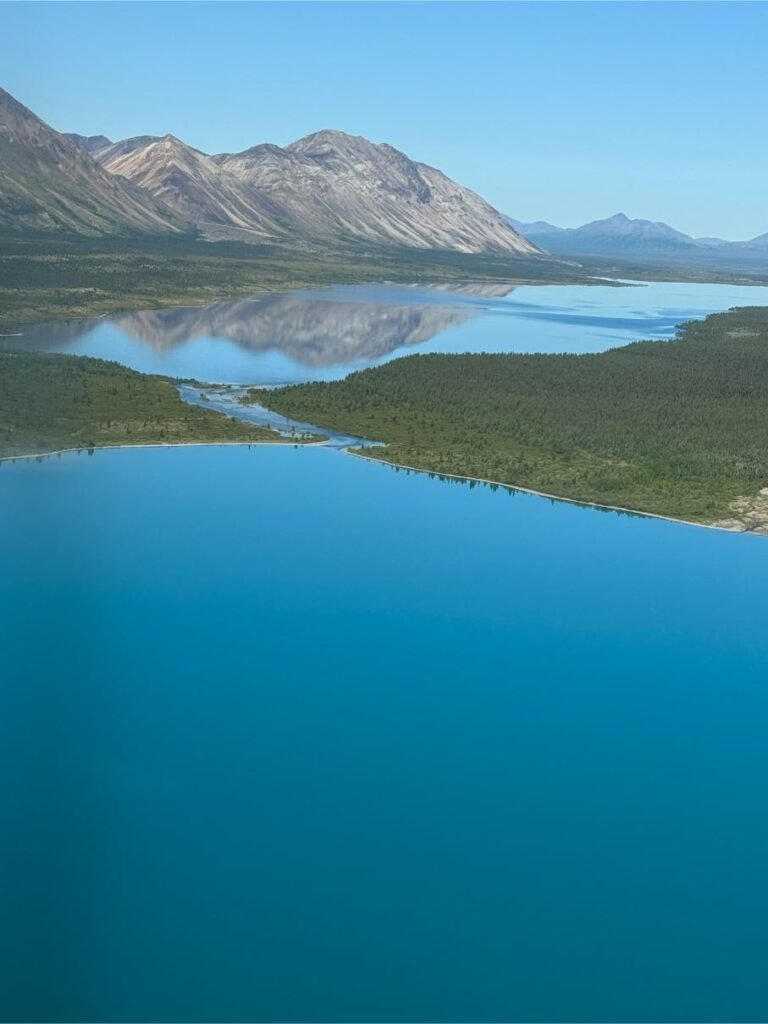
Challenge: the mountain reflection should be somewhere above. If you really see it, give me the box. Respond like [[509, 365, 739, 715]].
[[108, 293, 478, 367], [7, 282, 519, 372]]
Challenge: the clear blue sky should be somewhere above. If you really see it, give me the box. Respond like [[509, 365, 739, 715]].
[[2, 1, 766, 239]]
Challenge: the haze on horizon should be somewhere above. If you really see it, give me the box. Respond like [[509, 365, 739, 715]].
[[2, 0, 766, 240]]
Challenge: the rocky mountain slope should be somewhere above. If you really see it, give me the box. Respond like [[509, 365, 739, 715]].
[[0, 88, 186, 236], [63, 132, 114, 158], [61, 113, 539, 253], [211, 130, 539, 253], [98, 134, 288, 241], [2, 85, 537, 254]]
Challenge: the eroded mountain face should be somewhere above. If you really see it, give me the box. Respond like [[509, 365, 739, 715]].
[[98, 135, 287, 240], [0, 88, 185, 236], [3, 83, 541, 254], [214, 129, 539, 253], [70, 120, 540, 254]]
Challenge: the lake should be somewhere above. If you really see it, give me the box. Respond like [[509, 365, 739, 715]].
[[10, 278, 768, 384], [2, 443, 768, 1022], [4, 277, 768, 1021]]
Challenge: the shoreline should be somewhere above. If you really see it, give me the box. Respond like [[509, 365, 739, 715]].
[[343, 448, 764, 537], [1, 269, 607, 334], [4, 433, 764, 538], [0, 437, 328, 465]]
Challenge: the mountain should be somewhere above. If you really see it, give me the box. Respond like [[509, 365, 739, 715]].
[[695, 236, 729, 248], [731, 231, 768, 253], [533, 212, 703, 256], [211, 130, 539, 254], [3, 85, 538, 255], [63, 133, 113, 158], [0, 88, 186, 237], [87, 135, 160, 162], [505, 216, 563, 237], [527, 213, 768, 265], [70, 120, 539, 254], [96, 134, 288, 241], [2, 83, 540, 255]]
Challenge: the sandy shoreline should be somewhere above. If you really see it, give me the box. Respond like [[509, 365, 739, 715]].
[[343, 448, 764, 537], [0, 437, 327, 465], [4, 430, 763, 539]]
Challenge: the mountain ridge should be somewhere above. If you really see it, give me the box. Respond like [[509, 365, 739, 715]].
[[0, 87, 538, 255], [87, 126, 541, 254], [0, 88, 186, 237], [507, 211, 768, 257]]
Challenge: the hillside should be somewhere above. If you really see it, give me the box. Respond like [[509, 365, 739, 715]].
[[0, 88, 186, 237], [2, 85, 539, 254], [98, 134, 287, 241], [214, 129, 539, 253]]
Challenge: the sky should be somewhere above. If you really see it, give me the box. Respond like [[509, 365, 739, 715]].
[[2, 1, 766, 239]]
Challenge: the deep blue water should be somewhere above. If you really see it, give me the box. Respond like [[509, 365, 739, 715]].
[[2, 444, 768, 1022], [9, 279, 768, 384]]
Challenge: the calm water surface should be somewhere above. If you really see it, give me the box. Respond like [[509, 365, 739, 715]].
[[2, 445, 768, 1022], [10, 278, 768, 383]]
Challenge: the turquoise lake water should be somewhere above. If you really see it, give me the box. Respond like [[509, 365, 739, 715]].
[[2, 444, 768, 1022], [5, 279, 768, 1020], [10, 278, 768, 383]]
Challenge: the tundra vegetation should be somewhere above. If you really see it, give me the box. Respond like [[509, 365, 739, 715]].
[[0, 235, 591, 331], [249, 306, 768, 525]]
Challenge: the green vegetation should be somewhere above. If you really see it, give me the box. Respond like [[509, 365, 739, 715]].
[[0, 350, 299, 459], [249, 306, 768, 524], [0, 234, 592, 330]]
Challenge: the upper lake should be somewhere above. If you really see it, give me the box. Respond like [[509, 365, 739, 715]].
[[11, 278, 768, 384]]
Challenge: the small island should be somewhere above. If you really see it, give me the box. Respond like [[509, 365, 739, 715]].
[[247, 306, 768, 532]]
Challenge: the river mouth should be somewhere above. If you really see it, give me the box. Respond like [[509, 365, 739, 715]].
[[177, 382, 381, 449]]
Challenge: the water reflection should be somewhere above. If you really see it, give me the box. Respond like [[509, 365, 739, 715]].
[[10, 290, 482, 376], [9, 279, 768, 385], [111, 293, 475, 365]]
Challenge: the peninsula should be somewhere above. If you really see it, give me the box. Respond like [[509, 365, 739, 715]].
[[0, 351, 310, 460], [247, 306, 768, 532]]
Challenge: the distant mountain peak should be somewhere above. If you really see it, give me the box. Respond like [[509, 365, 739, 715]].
[[158, 133, 193, 149], [505, 216, 564, 237], [289, 128, 367, 149]]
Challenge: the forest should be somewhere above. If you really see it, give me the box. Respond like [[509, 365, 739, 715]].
[[0, 350, 287, 459], [250, 306, 768, 523]]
